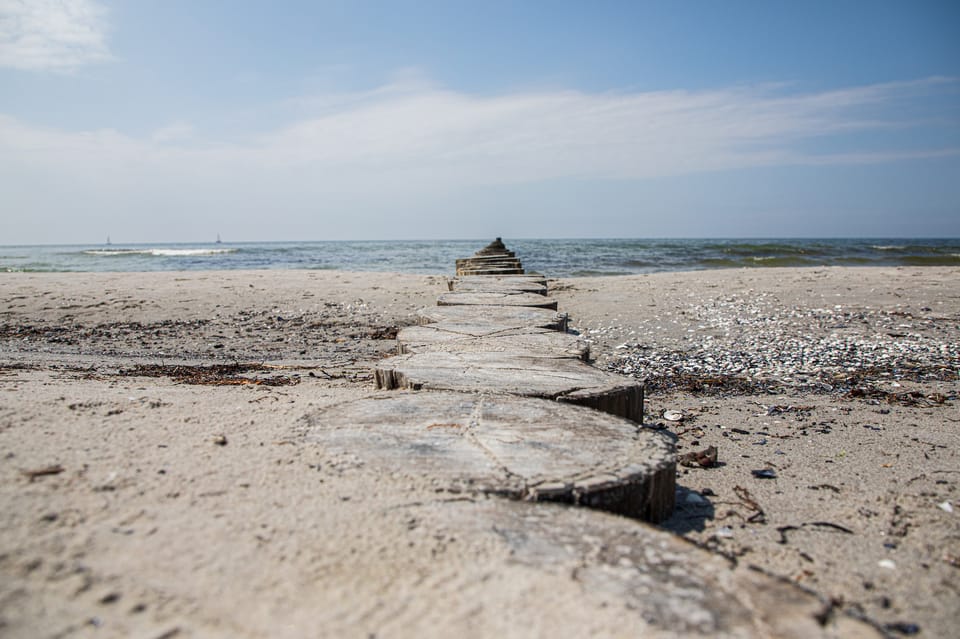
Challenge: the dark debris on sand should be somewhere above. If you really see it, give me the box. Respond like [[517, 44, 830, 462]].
[[118, 363, 300, 386]]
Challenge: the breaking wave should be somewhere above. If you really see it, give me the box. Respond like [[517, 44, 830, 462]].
[[83, 248, 238, 257]]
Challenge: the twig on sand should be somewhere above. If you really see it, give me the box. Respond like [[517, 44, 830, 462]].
[[20, 464, 65, 481]]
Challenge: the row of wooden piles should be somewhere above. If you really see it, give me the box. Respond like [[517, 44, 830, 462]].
[[303, 240, 881, 635], [454, 237, 525, 275], [372, 238, 677, 522]]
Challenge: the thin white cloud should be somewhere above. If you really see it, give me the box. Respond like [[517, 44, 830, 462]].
[[0, 0, 111, 71], [788, 147, 960, 166], [248, 76, 958, 182], [0, 77, 956, 235]]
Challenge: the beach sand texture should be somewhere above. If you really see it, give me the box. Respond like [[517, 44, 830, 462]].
[[1, 266, 958, 637]]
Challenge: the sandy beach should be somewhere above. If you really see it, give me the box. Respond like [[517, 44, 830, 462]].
[[1, 266, 957, 638]]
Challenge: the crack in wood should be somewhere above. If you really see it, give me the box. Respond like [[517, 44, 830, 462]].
[[461, 396, 522, 483]]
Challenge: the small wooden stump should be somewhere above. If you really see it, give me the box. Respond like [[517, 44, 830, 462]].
[[456, 266, 527, 276], [452, 273, 548, 285], [397, 323, 589, 360], [303, 392, 674, 521], [437, 291, 559, 310], [456, 273, 547, 283], [472, 237, 511, 254], [417, 305, 568, 330], [448, 278, 548, 295], [374, 351, 643, 422], [456, 256, 522, 268]]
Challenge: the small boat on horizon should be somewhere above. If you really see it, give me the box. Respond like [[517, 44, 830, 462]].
[[216, 233, 222, 244]]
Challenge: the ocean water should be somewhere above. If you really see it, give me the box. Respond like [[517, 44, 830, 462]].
[[1, 239, 958, 277]]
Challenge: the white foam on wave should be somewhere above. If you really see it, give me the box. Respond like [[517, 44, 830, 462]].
[[84, 248, 237, 257], [148, 248, 237, 257], [871, 245, 906, 251]]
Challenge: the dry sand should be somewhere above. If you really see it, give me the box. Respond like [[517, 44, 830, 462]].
[[1, 267, 957, 637]]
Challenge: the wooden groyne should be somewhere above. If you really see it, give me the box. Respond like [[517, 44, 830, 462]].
[[301, 239, 883, 636], [455, 237, 525, 275], [375, 238, 675, 522]]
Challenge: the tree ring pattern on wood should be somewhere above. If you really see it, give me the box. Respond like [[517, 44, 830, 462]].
[[302, 392, 675, 522]]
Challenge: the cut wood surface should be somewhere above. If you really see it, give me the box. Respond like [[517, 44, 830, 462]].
[[437, 291, 559, 309], [396, 323, 589, 359], [456, 256, 521, 266], [449, 279, 547, 295], [456, 267, 526, 276], [456, 261, 524, 272], [416, 305, 569, 330], [411, 499, 882, 638], [374, 351, 643, 422], [454, 273, 547, 284], [452, 273, 547, 285], [458, 248, 515, 257], [303, 392, 674, 521], [458, 250, 515, 260]]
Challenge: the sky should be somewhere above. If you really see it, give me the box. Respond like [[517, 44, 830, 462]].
[[1, 0, 958, 244]]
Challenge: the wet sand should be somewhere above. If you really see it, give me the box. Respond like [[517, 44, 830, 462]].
[[1, 267, 957, 637]]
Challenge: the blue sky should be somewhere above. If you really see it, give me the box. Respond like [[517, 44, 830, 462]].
[[1, 0, 958, 243]]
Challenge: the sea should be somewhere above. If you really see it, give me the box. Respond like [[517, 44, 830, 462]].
[[2, 239, 959, 278]]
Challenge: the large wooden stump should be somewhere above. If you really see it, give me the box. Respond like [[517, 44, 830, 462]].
[[303, 392, 673, 521], [437, 291, 559, 310], [397, 323, 590, 359], [404, 499, 882, 637], [416, 305, 568, 330], [374, 351, 643, 422]]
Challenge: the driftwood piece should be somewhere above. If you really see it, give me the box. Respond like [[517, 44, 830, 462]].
[[374, 351, 643, 422], [416, 305, 568, 330], [396, 323, 589, 359], [437, 291, 558, 310], [303, 392, 673, 521]]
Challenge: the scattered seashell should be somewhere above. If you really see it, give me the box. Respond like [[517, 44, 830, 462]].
[[878, 559, 896, 570], [663, 410, 684, 422], [606, 301, 959, 395], [938, 501, 954, 514]]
